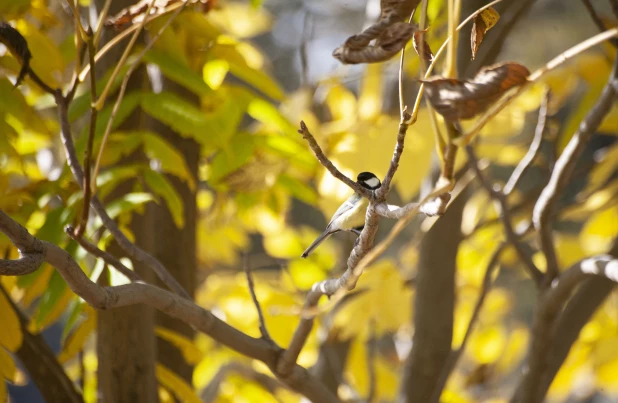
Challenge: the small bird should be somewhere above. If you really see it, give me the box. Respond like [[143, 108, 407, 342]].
[[301, 172, 381, 258]]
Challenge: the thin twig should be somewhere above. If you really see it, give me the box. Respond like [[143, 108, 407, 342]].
[[430, 243, 505, 403], [458, 27, 618, 147], [65, 225, 142, 282], [581, 0, 618, 48], [0, 209, 339, 403], [75, 28, 99, 238], [533, 54, 618, 286], [243, 254, 272, 343], [55, 92, 190, 299], [94, 0, 157, 110], [298, 121, 372, 199], [409, 0, 505, 123], [503, 90, 551, 196], [466, 146, 543, 285], [91, 0, 191, 193], [64, 0, 88, 40]]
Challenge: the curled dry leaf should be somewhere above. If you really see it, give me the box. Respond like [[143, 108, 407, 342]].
[[413, 28, 433, 62], [471, 7, 500, 60], [380, 0, 422, 22], [421, 62, 529, 121], [0, 21, 31, 87], [333, 0, 420, 64], [106, 0, 214, 30], [333, 22, 416, 64]]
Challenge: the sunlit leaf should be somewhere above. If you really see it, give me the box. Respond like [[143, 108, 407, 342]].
[[156, 364, 202, 403], [202, 59, 229, 90], [141, 92, 208, 138], [471, 7, 500, 60], [58, 309, 96, 363], [208, 2, 272, 38], [0, 348, 16, 383], [144, 49, 212, 96], [0, 291, 22, 352], [155, 327, 202, 365], [143, 170, 185, 228], [580, 207, 618, 255]]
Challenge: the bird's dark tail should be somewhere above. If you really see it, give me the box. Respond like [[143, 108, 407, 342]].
[[301, 230, 336, 258]]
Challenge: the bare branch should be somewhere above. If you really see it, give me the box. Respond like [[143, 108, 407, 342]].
[[243, 255, 272, 342], [376, 109, 413, 200], [581, 0, 618, 48], [503, 91, 551, 196], [532, 54, 618, 284], [512, 255, 618, 403], [0, 208, 338, 403], [65, 225, 142, 283], [54, 92, 190, 299], [466, 146, 543, 285], [298, 121, 372, 199]]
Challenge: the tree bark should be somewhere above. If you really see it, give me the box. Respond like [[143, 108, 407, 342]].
[[398, 192, 466, 403], [94, 1, 158, 401], [149, 77, 199, 382]]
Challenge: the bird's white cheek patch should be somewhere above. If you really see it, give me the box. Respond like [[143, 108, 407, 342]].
[[365, 178, 380, 188]]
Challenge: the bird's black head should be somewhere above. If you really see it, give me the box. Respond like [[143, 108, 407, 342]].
[[357, 172, 381, 190]]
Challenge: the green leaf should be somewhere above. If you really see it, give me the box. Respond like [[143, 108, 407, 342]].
[[34, 207, 67, 245], [210, 44, 284, 100], [61, 299, 84, 342], [35, 269, 67, 328], [143, 170, 185, 228], [141, 131, 196, 190], [95, 164, 147, 202], [75, 92, 142, 156], [247, 97, 297, 135], [277, 174, 317, 204], [141, 92, 209, 138], [209, 132, 256, 184], [68, 63, 132, 122], [0, 78, 49, 136], [143, 49, 212, 96], [103, 192, 157, 221]]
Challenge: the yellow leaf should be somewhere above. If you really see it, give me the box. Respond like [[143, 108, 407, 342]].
[[14, 21, 63, 87], [208, 2, 273, 38], [0, 376, 5, 403], [469, 325, 507, 364], [581, 207, 618, 255], [58, 312, 96, 364], [288, 259, 327, 289], [203, 60, 229, 90], [156, 364, 201, 403], [599, 104, 618, 133], [346, 338, 398, 401], [28, 288, 73, 333], [155, 327, 203, 365], [326, 84, 357, 122], [0, 291, 22, 351], [358, 64, 383, 120], [0, 348, 16, 382], [496, 325, 528, 372]]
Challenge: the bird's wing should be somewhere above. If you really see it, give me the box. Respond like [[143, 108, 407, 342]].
[[326, 193, 362, 230]]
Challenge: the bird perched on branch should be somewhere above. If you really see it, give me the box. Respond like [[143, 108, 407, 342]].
[[301, 172, 381, 258]]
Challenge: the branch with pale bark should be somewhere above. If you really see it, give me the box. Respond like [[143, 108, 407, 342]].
[[0, 209, 338, 403]]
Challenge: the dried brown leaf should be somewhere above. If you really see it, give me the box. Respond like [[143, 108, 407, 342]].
[[0, 21, 31, 87], [421, 62, 529, 121], [471, 7, 500, 60], [380, 0, 422, 22], [333, 22, 416, 64], [413, 28, 433, 62], [105, 0, 214, 30]]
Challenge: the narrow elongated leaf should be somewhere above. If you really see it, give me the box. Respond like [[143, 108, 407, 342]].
[[156, 364, 202, 403], [141, 92, 209, 137], [471, 7, 500, 60], [155, 327, 202, 365], [0, 292, 22, 352], [209, 132, 256, 184], [141, 131, 196, 189], [143, 170, 185, 228], [143, 49, 212, 96]]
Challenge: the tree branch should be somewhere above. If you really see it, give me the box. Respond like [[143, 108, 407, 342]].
[[0, 209, 339, 403], [581, 0, 618, 48], [243, 255, 272, 343], [512, 254, 618, 403], [298, 121, 372, 199], [503, 91, 551, 196], [532, 54, 618, 284], [466, 146, 543, 285], [54, 92, 190, 299]]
